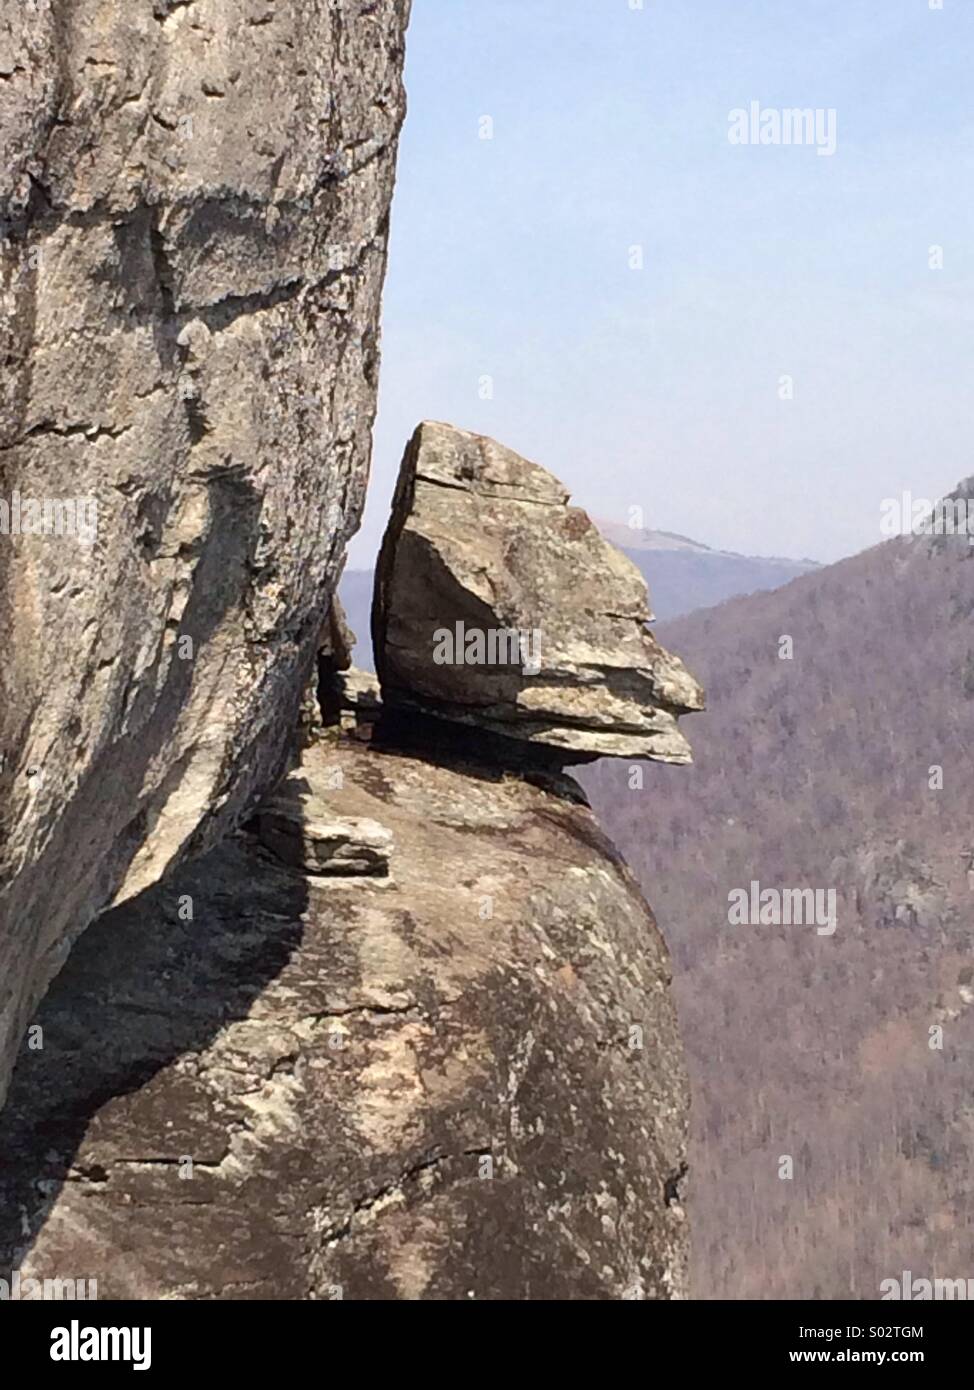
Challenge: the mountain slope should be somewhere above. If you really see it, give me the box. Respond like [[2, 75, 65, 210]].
[[620, 546, 817, 626], [583, 495, 974, 1298]]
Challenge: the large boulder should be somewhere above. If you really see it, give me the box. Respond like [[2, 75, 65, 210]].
[[0, 0, 411, 1108], [0, 730, 689, 1299], [373, 422, 704, 763]]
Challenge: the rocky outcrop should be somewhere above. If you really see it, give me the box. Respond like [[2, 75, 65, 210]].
[[0, 1, 411, 1108], [0, 717, 689, 1299], [0, 411, 700, 1295], [373, 422, 704, 763], [847, 841, 951, 934]]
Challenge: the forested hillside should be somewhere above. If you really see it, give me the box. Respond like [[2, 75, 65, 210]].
[[584, 498, 974, 1298]]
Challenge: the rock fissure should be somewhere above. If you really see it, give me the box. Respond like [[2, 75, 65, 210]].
[[322, 1144, 497, 1249]]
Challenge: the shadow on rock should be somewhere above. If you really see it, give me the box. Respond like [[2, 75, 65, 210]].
[[0, 834, 309, 1269]]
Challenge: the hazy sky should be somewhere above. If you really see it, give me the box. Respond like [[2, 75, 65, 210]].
[[349, 0, 974, 568]]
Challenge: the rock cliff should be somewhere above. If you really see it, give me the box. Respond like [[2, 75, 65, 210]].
[[0, 701, 690, 1299], [0, 0, 411, 1106], [1, 8, 699, 1299], [0, 407, 701, 1296]]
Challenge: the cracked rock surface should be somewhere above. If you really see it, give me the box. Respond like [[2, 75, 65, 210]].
[[257, 770, 393, 877], [0, 734, 689, 1299], [373, 421, 705, 765], [0, 0, 411, 1107]]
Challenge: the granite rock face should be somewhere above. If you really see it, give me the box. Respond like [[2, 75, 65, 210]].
[[373, 422, 704, 764], [0, 730, 689, 1299], [0, 0, 411, 1107]]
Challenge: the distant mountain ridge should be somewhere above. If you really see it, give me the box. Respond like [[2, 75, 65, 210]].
[[597, 521, 716, 554], [597, 518, 818, 567]]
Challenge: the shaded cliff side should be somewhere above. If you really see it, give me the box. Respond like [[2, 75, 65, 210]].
[[0, 0, 412, 1107]]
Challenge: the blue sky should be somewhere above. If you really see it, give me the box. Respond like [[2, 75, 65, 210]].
[[349, 0, 974, 567]]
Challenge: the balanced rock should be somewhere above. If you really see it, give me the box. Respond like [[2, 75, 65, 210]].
[[373, 422, 704, 763]]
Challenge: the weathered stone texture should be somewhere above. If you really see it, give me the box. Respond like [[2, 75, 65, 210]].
[[373, 422, 704, 763], [0, 0, 411, 1106], [0, 733, 689, 1299]]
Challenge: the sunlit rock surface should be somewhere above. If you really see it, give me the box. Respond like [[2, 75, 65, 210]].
[[373, 422, 704, 764]]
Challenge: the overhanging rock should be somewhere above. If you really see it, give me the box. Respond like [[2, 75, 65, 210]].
[[373, 422, 704, 764]]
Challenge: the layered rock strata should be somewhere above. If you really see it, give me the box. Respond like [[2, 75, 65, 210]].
[[373, 421, 704, 764]]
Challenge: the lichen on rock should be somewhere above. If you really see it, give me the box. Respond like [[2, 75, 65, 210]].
[[0, 734, 690, 1300]]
